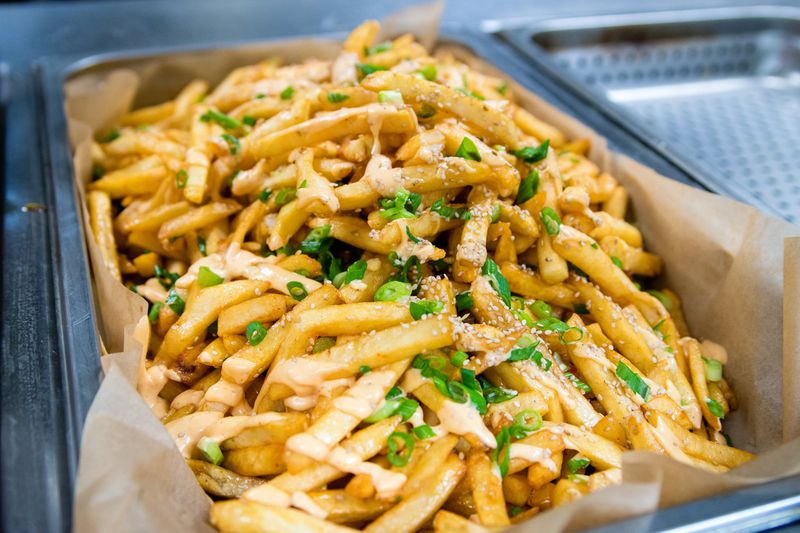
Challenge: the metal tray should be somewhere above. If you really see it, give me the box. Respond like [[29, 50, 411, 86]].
[[499, 6, 800, 224], [29, 27, 794, 533]]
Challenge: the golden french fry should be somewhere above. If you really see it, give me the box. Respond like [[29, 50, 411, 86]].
[[88, 190, 121, 281], [364, 454, 466, 533]]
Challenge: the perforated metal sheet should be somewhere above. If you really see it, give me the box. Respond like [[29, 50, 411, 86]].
[[506, 10, 800, 223]]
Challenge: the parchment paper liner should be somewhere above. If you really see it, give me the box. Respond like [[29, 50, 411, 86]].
[[66, 5, 800, 531]]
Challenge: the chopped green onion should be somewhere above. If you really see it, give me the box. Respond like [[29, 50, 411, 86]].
[[200, 109, 241, 130], [175, 169, 188, 189], [395, 398, 419, 421], [375, 281, 413, 302], [483, 383, 518, 404], [616, 361, 650, 401], [417, 65, 437, 81], [198, 437, 224, 465], [530, 300, 553, 319], [417, 103, 437, 119], [497, 81, 508, 95], [100, 130, 120, 143], [611, 255, 624, 269], [92, 165, 105, 180], [258, 189, 272, 203], [340, 259, 367, 286], [198, 266, 224, 287], [280, 86, 295, 100], [386, 432, 414, 467], [299, 225, 331, 254], [358, 365, 371, 375], [573, 303, 589, 314], [255, 93, 265, 99], [509, 505, 523, 517], [148, 302, 163, 322], [409, 300, 444, 320], [702, 356, 723, 382], [430, 198, 471, 221], [274, 187, 297, 206], [287, 281, 307, 301], [451, 351, 469, 367], [220, 133, 240, 155], [540, 207, 561, 236], [154, 265, 180, 289], [242, 115, 256, 126], [327, 91, 349, 103], [379, 188, 421, 220], [515, 309, 535, 328], [405, 226, 422, 244], [516, 170, 539, 204], [246, 321, 268, 345], [647, 290, 673, 311], [510, 409, 543, 438], [364, 41, 392, 56], [706, 398, 725, 418], [386, 386, 403, 400], [356, 63, 387, 77], [412, 424, 435, 440], [490, 204, 501, 223], [454, 137, 482, 161], [493, 427, 511, 477], [568, 473, 590, 483], [378, 90, 403, 105], [197, 235, 207, 256], [565, 372, 592, 394], [481, 258, 511, 308], [591, 242, 599, 250], [567, 456, 591, 474], [455, 291, 473, 312], [512, 140, 550, 164], [165, 289, 185, 315], [312, 336, 336, 353], [507, 342, 551, 370], [445, 380, 470, 404]]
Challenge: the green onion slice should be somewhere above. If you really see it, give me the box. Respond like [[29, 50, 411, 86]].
[[198, 266, 224, 287], [287, 281, 308, 301], [454, 137, 482, 161], [246, 321, 268, 345], [616, 361, 650, 401], [387, 431, 415, 467]]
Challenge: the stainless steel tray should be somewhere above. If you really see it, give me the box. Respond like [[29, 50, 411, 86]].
[[29, 26, 797, 533], [499, 6, 800, 223]]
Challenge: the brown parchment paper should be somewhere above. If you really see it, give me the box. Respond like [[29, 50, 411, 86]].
[[67, 5, 800, 532]]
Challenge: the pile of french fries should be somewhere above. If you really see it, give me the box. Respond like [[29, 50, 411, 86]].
[[87, 20, 753, 532]]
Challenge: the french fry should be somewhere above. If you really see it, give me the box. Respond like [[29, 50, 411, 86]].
[[88, 190, 121, 281], [364, 454, 466, 533], [211, 500, 357, 533]]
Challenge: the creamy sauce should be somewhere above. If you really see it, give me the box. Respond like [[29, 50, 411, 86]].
[[165, 411, 285, 457], [175, 243, 321, 295], [139, 364, 169, 418], [136, 278, 168, 303], [204, 380, 244, 407], [170, 389, 204, 411], [364, 153, 404, 197], [396, 219, 439, 262], [437, 399, 496, 448], [328, 446, 407, 498], [331, 370, 398, 419], [331, 51, 358, 86], [222, 358, 258, 385], [509, 443, 557, 472], [291, 491, 328, 519], [266, 357, 347, 396], [285, 394, 319, 411]]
